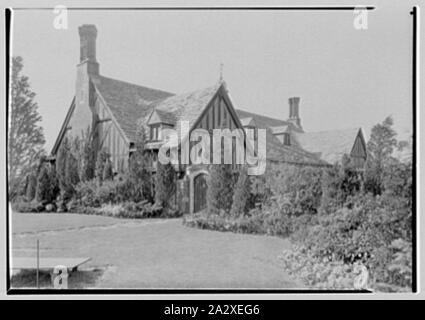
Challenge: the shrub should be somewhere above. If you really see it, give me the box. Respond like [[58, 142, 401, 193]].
[[102, 159, 114, 181], [56, 136, 70, 198], [64, 151, 79, 198], [128, 128, 152, 202], [35, 164, 59, 203], [279, 246, 358, 290], [183, 207, 292, 238], [95, 149, 109, 184], [207, 164, 235, 214], [319, 158, 362, 216], [69, 201, 171, 219], [387, 238, 412, 289], [74, 179, 100, 207], [12, 199, 44, 213], [265, 163, 323, 216], [75, 127, 96, 182], [293, 192, 412, 289], [230, 167, 252, 216], [155, 162, 175, 208], [25, 173, 37, 201]]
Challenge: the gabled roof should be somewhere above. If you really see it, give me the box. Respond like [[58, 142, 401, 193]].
[[51, 97, 76, 155], [90, 75, 325, 166], [292, 128, 362, 165], [235, 110, 325, 166], [147, 83, 222, 137], [93, 75, 174, 142], [148, 109, 176, 125]]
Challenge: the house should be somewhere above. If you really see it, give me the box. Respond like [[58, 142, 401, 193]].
[[51, 25, 365, 214], [237, 97, 367, 169]]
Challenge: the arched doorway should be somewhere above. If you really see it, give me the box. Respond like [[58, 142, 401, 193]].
[[193, 173, 208, 213]]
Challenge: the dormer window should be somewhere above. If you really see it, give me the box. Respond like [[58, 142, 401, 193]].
[[147, 109, 175, 142], [150, 124, 160, 141]]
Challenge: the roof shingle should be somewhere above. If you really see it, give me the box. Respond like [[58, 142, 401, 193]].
[[292, 128, 361, 164], [94, 75, 174, 142]]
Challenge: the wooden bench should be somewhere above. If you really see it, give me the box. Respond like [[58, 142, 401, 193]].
[[11, 257, 91, 272]]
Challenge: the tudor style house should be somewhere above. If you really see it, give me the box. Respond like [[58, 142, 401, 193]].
[[51, 25, 367, 214]]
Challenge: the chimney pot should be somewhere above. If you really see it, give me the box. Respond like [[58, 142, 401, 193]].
[[288, 97, 301, 128], [78, 24, 99, 74]]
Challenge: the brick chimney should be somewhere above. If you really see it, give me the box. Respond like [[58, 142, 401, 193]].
[[78, 24, 99, 75], [288, 97, 301, 129]]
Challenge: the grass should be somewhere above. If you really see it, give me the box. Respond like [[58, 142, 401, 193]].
[[11, 212, 302, 289]]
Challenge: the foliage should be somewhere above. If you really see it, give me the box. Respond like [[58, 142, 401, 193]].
[[230, 167, 252, 216], [387, 238, 412, 289], [25, 173, 37, 201], [67, 200, 181, 219], [35, 164, 59, 203], [206, 164, 235, 214], [183, 207, 293, 238], [364, 116, 398, 195], [280, 246, 359, 289], [249, 174, 271, 206], [74, 127, 96, 182], [11, 198, 44, 213], [8, 56, 46, 200], [265, 163, 323, 216], [56, 136, 77, 201], [95, 149, 109, 184], [293, 190, 412, 289], [155, 162, 176, 208], [63, 144, 80, 200], [319, 157, 362, 215], [102, 158, 114, 181], [128, 128, 152, 202]]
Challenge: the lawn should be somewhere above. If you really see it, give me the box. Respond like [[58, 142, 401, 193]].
[[11, 213, 302, 289]]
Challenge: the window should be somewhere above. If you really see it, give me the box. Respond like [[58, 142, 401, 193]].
[[150, 125, 159, 141]]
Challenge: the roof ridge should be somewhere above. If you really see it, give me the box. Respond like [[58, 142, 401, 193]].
[[97, 75, 174, 96], [236, 109, 286, 123], [298, 127, 360, 135]]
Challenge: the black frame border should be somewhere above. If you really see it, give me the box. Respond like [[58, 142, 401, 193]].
[[4, 5, 418, 295]]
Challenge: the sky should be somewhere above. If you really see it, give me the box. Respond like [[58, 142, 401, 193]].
[[11, 1, 415, 152]]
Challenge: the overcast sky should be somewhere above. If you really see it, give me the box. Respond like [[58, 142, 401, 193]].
[[11, 1, 415, 152]]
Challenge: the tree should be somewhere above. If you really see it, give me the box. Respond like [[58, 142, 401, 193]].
[[364, 116, 398, 195], [128, 127, 152, 201], [35, 164, 59, 203], [230, 166, 252, 216], [25, 173, 37, 201], [56, 136, 70, 196], [155, 162, 175, 208], [102, 158, 114, 181], [206, 164, 234, 215], [76, 127, 96, 182], [64, 148, 80, 200], [319, 156, 362, 215], [8, 56, 45, 200], [95, 149, 109, 184]]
